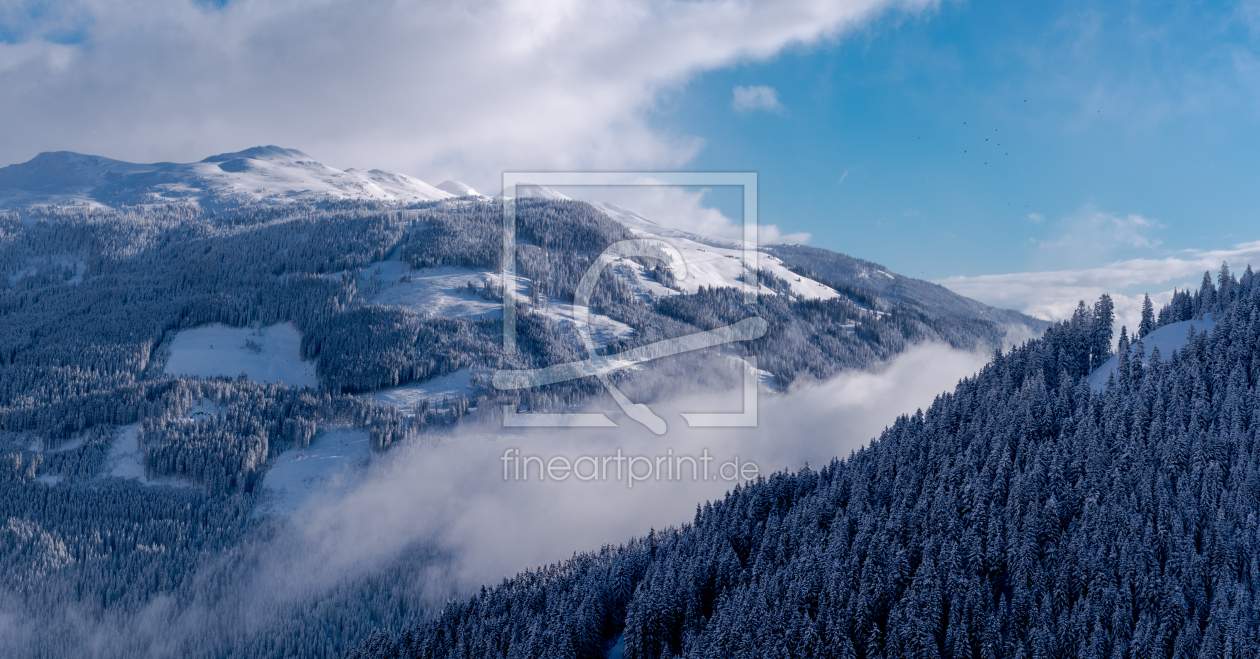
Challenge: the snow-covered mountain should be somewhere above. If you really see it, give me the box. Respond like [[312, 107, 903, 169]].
[[435, 180, 483, 197], [0, 146, 458, 209]]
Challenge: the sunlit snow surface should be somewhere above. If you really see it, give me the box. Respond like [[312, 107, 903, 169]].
[[164, 322, 318, 388], [363, 261, 502, 319], [256, 429, 372, 517], [1087, 317, 1216, 391], [591, 201, 840, 300], [368, 368, 475, 412], [0, 146, 454, 210]]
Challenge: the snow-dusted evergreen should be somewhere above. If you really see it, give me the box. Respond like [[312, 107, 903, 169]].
[[351, 264, 1260, 659]]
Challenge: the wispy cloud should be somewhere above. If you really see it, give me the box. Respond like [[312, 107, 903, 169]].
[[6, 343, 988, 656], [732, 85, 786, 114], [1031, 204, 1163, 268], [246, 342, 992, 591], [938, 240, 1260, 335]]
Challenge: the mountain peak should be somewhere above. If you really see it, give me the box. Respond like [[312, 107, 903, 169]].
[[435, 180, 480, 197], [200, 146, 313, 164]]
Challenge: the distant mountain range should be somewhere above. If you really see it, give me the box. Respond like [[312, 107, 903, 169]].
[[0, 146, 482, 210]]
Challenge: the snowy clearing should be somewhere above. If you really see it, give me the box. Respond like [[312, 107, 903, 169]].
[[363, 261, 503, 319], [165, 322, 318, 388], [256, 428, 372, 517], [368, 368, 475, 413]]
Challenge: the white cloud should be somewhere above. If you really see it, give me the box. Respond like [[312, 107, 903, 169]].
[[0, 0, 930, 192], [937, 240, 1260, 337], [731, 84, 786, 114], [244, 342, 990, 593]]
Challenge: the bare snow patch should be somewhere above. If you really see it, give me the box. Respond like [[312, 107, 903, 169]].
[[368, 369, 474, 414], [165, 323, 318, 388], [257, 429, 372, 517], [363, 261, 502, 319], [105, 425, 145, 481], [184, 400, 220, 422], [593, 202, 838, 300], [102, 424, 197, 488]]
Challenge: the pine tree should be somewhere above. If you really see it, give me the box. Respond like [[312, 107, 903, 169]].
[[1138, 294, 1155, 339]]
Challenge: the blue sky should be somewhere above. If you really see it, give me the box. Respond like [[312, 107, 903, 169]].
[[659, 0, 1260, 282]]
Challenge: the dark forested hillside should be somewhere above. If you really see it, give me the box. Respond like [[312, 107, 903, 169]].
[[351, 263, 1260, 659], [0, 196, 1040, 657], [767, 243, 1048, 331]]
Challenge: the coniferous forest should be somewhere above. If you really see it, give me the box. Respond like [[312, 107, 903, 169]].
[[4, 2, 1255, 657], [350, 264, 1260, 659], [0, 198, 1047, 657]]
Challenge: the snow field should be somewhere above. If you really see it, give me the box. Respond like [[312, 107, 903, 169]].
[[164, 322, 319, 389]]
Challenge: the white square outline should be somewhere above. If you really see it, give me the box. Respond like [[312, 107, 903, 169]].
[[498, 172, 761, 431], [501, 172, 759, 354]]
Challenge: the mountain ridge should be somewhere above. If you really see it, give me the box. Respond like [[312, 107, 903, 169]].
[[0, 146, 456, 209], [0, 146, 1045, 335]]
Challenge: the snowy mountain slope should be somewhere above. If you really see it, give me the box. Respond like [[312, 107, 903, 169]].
[[256, 428, 372, 517], [513, 184, 572, 201], [1086, 316, 1216, 391], [0, 146, 454, 209], [435, 180, 483, 197], [0, 182, 1070, 657], [591, 200, 740, 247], [767, 243, 1048, 330], [585, 201, 840, 301], [358, 251, 635, 385], [362, 260, 504, 320]]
